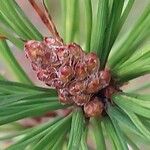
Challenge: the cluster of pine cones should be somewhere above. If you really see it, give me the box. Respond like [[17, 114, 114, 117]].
[[24, 37, 111, 117]]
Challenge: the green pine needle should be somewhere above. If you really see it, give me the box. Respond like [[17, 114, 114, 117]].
[[32, 114, 71, 150], [109, 2, 150, 68], [0, 24, 24, 49], [92, 118, 106, 150], [6, 117, 62, 149], [0, 0, 42, 40], [127, 82, 150, 93], [90, 0, 108, 58], [107, 105, 143, 138], [103, 117, 124, 150], [100, 0, 125, 68], [68, 108, 85, 150], [125, 135, 140, 150], [65, 0, 77, 43], [0, 80, 56, 94], [0, 40, 32, 84], [0, 80, 66, 125], [80, 126, 88, 150], [113, 93, 150, 119], [83, 0, 92, 51], [112, 44, 150, 82]]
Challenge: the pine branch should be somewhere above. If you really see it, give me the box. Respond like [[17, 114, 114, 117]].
[[0, 1, 149, 149]]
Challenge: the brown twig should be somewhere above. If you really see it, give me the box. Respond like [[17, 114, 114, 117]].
[[28, 0, 63, 43], [0, 35, 7, 40]]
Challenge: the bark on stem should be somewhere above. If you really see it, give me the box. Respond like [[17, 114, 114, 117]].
[[28, 0, 63, 43]]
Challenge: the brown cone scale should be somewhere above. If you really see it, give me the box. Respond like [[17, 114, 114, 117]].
[[84, 97, 104, 117]]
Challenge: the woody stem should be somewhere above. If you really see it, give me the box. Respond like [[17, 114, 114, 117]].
[[28, 0, 63, 43]]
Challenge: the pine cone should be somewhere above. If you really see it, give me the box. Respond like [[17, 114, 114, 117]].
[[24, 37, 112, 117]]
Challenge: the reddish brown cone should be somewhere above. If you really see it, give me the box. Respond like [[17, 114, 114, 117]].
[[24, 37, 112, 117]]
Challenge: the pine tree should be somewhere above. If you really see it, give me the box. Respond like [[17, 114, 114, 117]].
[[0, 0, 150, 149]]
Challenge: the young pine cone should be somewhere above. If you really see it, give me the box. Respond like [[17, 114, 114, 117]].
[[24, 37, 111, 116]]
